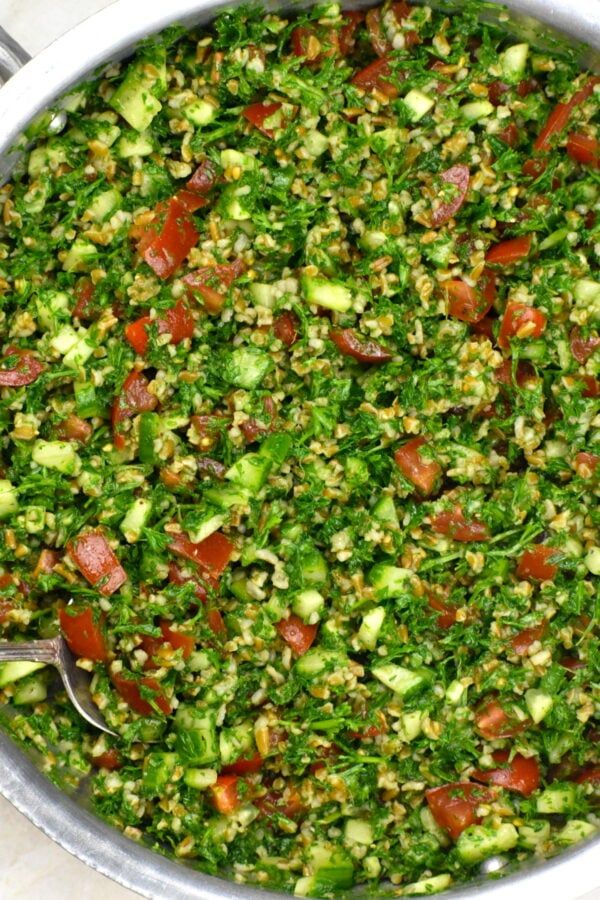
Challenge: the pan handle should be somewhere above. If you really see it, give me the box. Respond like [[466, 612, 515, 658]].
[[0, 26, 31, 84]]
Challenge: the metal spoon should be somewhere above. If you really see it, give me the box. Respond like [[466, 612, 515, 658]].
[[0, 635, 117, 736]]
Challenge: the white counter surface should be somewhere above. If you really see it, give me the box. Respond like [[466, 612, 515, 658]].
[[0, 1, 598, 898]]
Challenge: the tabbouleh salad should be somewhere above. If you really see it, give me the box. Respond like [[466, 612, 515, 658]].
[[0, 1, 598, 895]]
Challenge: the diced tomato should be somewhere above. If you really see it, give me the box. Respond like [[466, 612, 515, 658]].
[[517, 545, 559, 581], [431, 164, 469, 227], [430, 506, 490, 542], [59, 606, 108, 662], [291, 26, 322, 61], [183, 260, 245, 314], [472, 750, 540, 796], [561, 655, 585, 672], [186, 159, 217, 194], [276, 614, 318, 656], [33, 549, 61, 579], [498, 302, 546, 350], [111, 670, 171, 716], [486, 235, 532, 266], [426, 591, 459, 628], [330, 328, 392, 363], [494, 358, 535, 388], [273, 311, 300, 347], [242, 102, 283, 138], [574, 767, 600, 784], [173, 189, 208, 214], [125, 300, 194, 355], [534, 77, 600, 153], [471, 315, 495, 341], [426, 783, 493, 841], [488, 80, 509, 106], [570, 326, 600, 363], [124, 317, 151, 355], [347, 713, 388, 740], [394, 436, 441, 495], [522, 158, 547, 179], [90, 748, 122, 770], [365, 7, 389, 56], [56, 414, 92, 444], [445, 271, 495, 324], [0, 347, 44, 387], [475, 699, 525, 740], [498, 122, 519, 147], [138, 195, 199, 280], [160, 620, 195, 659], [72, 278, 97, 320], [338, 10, 364, 55], [68, 530, 127, 596], [197, 456, 227, 479], [167, 564, 225, 639], [222, 751, 263, 775], [207, 608, 227, 636], [566, 132, 599, 167], [111, 371, 157, 449], [516, 77, 538, 97], [352, 57, 398, 98], [510, 621, 546, 656], [190, 413, 227, 452], [574, 451, 599, 475], [579, 375, 599, 398], [210, 774, 240, 814], [168, 530, 235, 579], [256, 787, 304, 820]]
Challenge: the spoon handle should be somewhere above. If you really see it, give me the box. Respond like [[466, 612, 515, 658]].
[[0, 638, 60, 665]]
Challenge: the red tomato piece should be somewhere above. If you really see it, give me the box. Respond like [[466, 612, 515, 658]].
[[430, 506, 490, 542], [338, 10, 364, 55], [186, 159, 217, 194], [68, 530, 127, 596], [125, 300, 194, 355], [168, 530, 235, 579], [90, 748, 122, 770], [242, 102, 283, 138], [160, 621, 195, 659], [183, 260, 245, 314], [112, 371, 157, 449], [579, 375, 599, 398], [498, 302, 546, 350], [534, 77, 600, 153], [291, 26, 321, 61], [173, 189, 208, 214], [222, 751, 263, 775], [124, 317, 151, 355], [56, 414, 92, 444], [475, 700, 525, 739], [566, 132, 600, 167], [256, 787, 304, 820], [486, 235, 532, 266], [522, 158, 548, 179], [273, 311, 300, 347], [517, 546, 559, 581], [72, 278, 97, 320], [276, 614, 318, 656], [561, 655, 585, 672], [516, 78, 538, 97], [352, 57, 398, 98], [0, 347, 43, 387], [394, 436, 441, 495], [510, 621, 546, 656], [472, 750, 540, 796], [140, 196, 199, 280], [488, 80, 509, 106], [210, 774, 240, 814], [570, 326, 600, 364], [365, 7, 389, 56], [59, 606, 108, 662], [494, 358, 535, 388], [330, 328, 392, 363], [445, 271, 496, 324], [426, 783, 493, 841], [431, 165, 470, 227], [426, 591, 459, 628], [33, 549, 61, 579], [111, 671, 171, 716], [574, 451, 599, 475], [574, 767, 600, 784], [498, 122, 519, 147]]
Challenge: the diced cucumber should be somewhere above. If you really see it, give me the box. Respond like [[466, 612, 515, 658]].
[[299, 546, 329, 586], [138, 412, 161, 465], [204, 485, 251, 509], [518, 820, 550, 849], [0, 481, 18, 519], [292, 589, 325, 624], [363, 856, 381, 879], [175, 707, 219, 765], [536, 783, 577, 814], [63, 334, 95, 371], [305, 843, 355, 891], [368, 563, 411, 599], [500, 43, 529, 83], [75, 382, 102, 418], [28, 143, 67, 178], [461, 100, 494, 121], [446, 679, 468, 705], [226, 453, 272, 493], [573, 278, 600, 320], [345, 456, 369, 486], [86, 187, 122, 223], [22, 506, 46, 534], [219, 721, 255, 765], [186, 513, 225, 544], [399, 710, 425, 742], [525, 688, 553, 724], [403, 89, 435, 122], [142, 751, 177, 797], [116, 131, 154, 158], [265, 592, 289, 621], [35, 291, 70, 331], [357, 607, 385, 650], [62, 240, 98, 273], [556, 820, 597, 846], [539, 227, 568, 251], [221, 185, 253, 221], [220, 148, 257, 172], [184, 767, 217, 789], [183, 99, 217, 126], [372, 663, 431, 697], [249, 283, 277, 308], [344, 818, 373, 846], [50, 325, 79, 355], [295, 648, 347, 678], [13, 673, 47, 705], [404, 874, 452, 895], [224, 347, 274, 390], [301, 275, 353, 312], [420, 807, 451, 847], [372, 494, 400, 530], [456, 823, 518, 865], [120, 497, 152, 543], [32, 440, 81, 475], [0, 661, 45, 688], [304, 130, 329, 157], [109, 47, 167, 132], [258, 433, 292, 467], [584, 547, 600, 575]]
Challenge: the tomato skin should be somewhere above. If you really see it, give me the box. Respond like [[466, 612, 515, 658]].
[[160, 621, 195, 659], [566, 132, 599, 167], [330, 328, 392, 363], [141, 196, 199, 280], [430, 507, 490, 542], [488, 80, 509, 105], [186, 159, 217, 194], [210, 774, 240, 814], [522, 158, 547, 179], [394, 436, 441, 495], [498, 121, 519, 147], [90, 748, 122, 770], [72, 278, 96, 320], [472, 750, 540, 796], [574, 767, 600, 784], [445, 271, 495, 324], [475, 700, 525, 740], [365, 7, 389, 56], [338, 10, 364, 55], [125, 300, 194, 355], [242, 102, 283, 138], [426, 783, 493, 841], [222, 752, 263, 775], [427, 591, 458, 628], [56, 414, 92, 444], [68, 530, 127, 597], [33, 549, 61, 579], [486, 235, 532, 266], [276, 614, 318, 656], [273, 311, 300, 347], [0, 347, 44, 387], [574, 451, 599, 475], [510, 621, 546, 656], [579, 375, 599, 398], [111, 371, 157, 449], [291, 26, 321, 61], [168, 530, 235, 579], [498, 302, 546, 350], [183, 260, 245, 314], [570, 326, 600, 364], [256, 787, 304, 820], [432, 164, 470, 227], [124, 317, 151, 355], [59, 606, 108, 662], [517, 546, 558, 581], [111, 671, 171, 716], [352, 57, 398, 97], [534, 78, 600, 153]]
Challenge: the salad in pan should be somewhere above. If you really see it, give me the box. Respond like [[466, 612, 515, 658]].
[[0, 1, 598, 895]]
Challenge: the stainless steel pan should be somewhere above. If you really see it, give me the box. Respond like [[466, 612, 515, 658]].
[[0, 1, 598, 897]]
